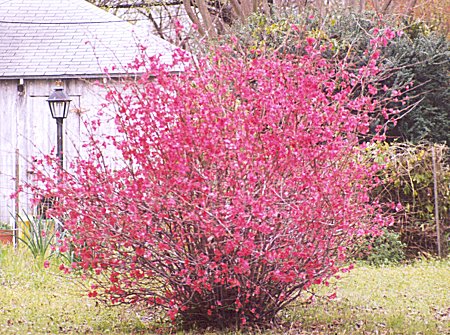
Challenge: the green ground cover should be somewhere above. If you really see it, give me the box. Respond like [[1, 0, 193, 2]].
[[0, 245, 448, 334]]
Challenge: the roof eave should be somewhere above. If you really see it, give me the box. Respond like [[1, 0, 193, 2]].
[[0, 69, 183, 81], [0, 72, 139, 81]]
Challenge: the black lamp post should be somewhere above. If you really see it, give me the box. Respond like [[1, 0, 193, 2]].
[[47, 82, 71, 170]]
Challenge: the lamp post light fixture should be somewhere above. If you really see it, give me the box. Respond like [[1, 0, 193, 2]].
[[47, 81, 71, 170]]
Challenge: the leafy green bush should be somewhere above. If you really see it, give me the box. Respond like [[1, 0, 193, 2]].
[[380, 30, 449, 144], [355, 228, 406, 266], [323, 16, 449, 144]]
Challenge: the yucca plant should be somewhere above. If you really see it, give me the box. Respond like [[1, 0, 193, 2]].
[[17, 213, 56, 260]]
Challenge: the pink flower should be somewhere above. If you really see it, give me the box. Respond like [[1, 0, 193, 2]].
[[306, 37, 315, 46], [385, 28, 396, 40], [88, 290, 98, 298]]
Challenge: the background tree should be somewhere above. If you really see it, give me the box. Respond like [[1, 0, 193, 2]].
[[88, 0, 449, 42]]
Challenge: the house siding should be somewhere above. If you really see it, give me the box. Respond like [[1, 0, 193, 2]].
[[0, 78, 106, 223]]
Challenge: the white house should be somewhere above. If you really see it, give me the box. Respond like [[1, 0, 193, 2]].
[[0, 0, 176, 223]]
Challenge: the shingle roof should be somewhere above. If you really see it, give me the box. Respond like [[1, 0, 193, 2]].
[[0, 0, 176, 79]]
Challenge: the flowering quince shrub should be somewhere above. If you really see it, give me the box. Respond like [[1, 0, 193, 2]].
[[29, 33, 401, 329]]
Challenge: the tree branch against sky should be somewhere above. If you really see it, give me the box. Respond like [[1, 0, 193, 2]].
[[88, 0, 439, 43]]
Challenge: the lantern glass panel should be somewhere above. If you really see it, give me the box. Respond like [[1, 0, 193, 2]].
[[51, 101, 67, 119]]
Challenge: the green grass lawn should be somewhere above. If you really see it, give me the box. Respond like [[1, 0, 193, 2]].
[[286, 260, 450, 335], [0, 245, 449, 334]]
